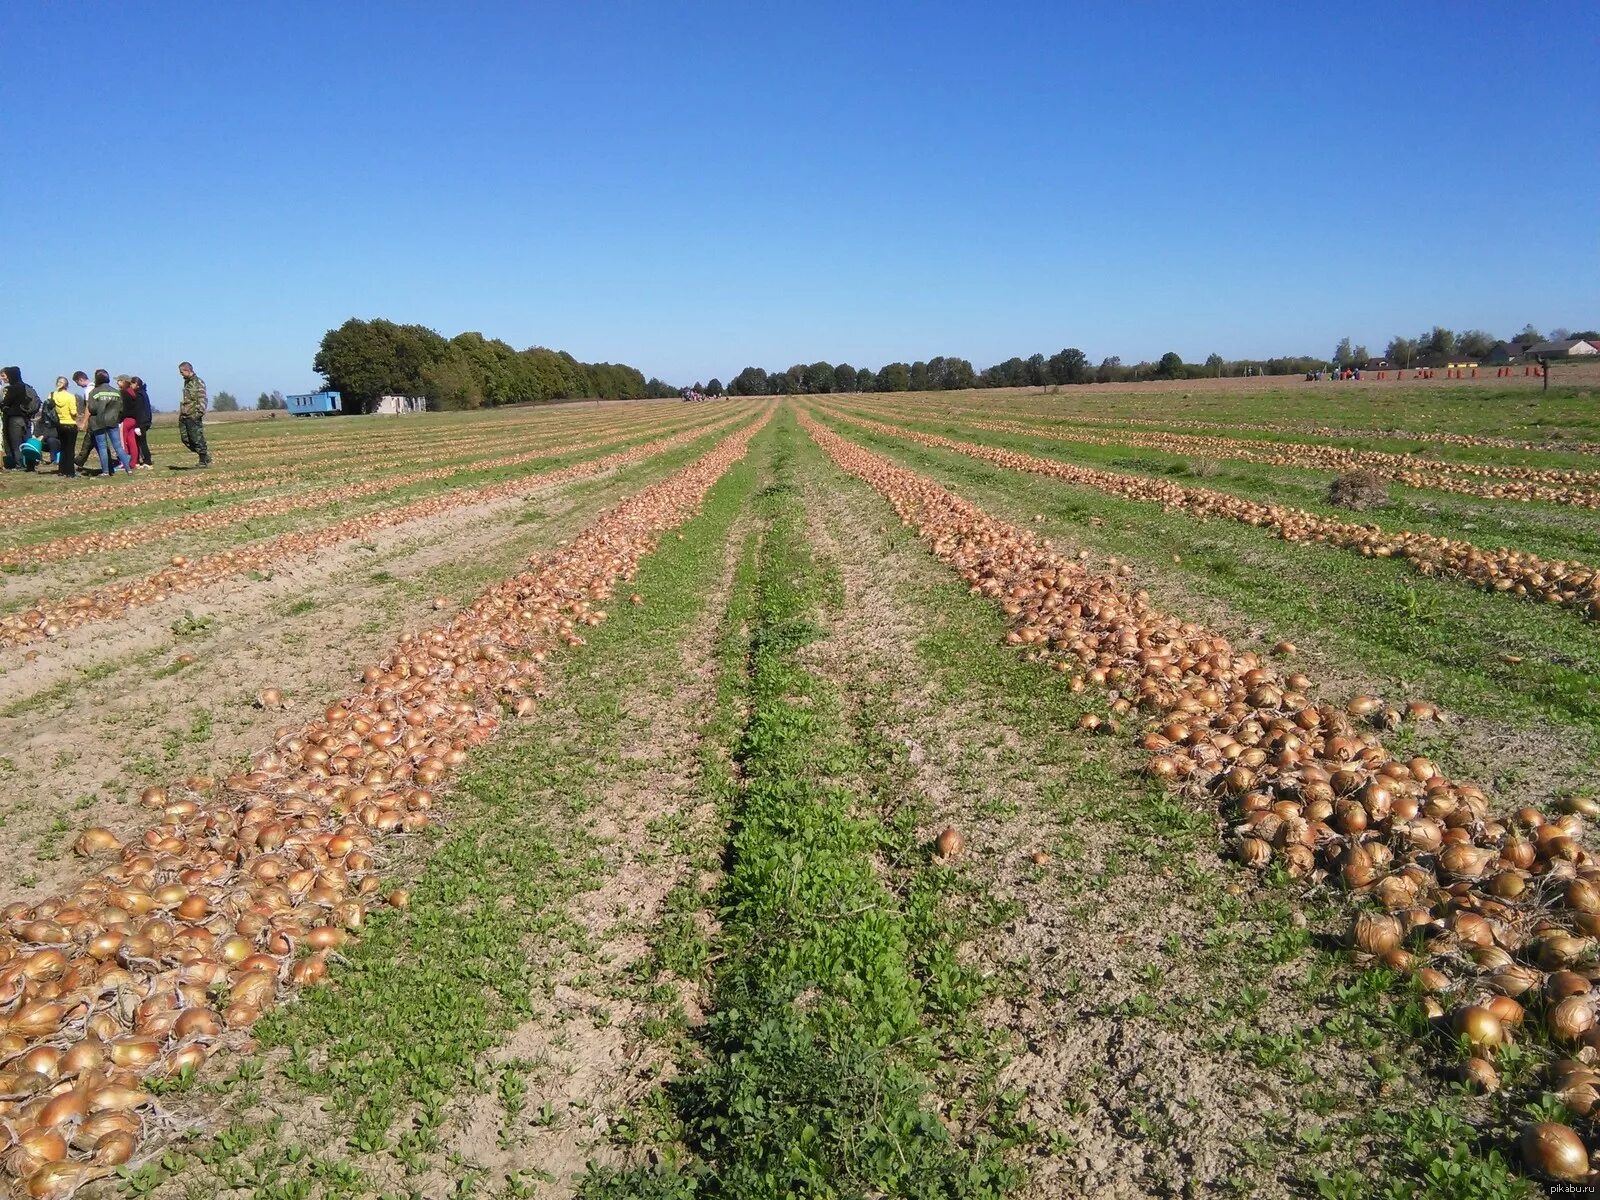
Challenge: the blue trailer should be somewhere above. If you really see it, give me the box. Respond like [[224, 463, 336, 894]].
[[286, 390, 343, 416]]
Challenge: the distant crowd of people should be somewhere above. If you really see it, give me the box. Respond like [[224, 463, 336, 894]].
[[1, 363, 213, 478], [1305, 367, 1363, 381]]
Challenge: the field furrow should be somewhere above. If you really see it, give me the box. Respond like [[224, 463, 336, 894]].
[[827, 408, 1600, 622], [0, 414, 746, 652], [0, 410, 770, 1197], [799, 406, 1597, 1192]]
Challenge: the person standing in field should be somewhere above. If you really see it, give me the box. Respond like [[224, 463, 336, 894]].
[[178, 361, 211, 468], [72, 371, 96, 472], [33, 373, 61, 465], [116, 375, 141, 470], [86, 369, 134, 477], [2, 367, 42, 471], [129, 375, 154, 466], [48, 376, 79, 477]]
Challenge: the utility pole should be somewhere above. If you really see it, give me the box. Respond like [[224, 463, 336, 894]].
[[1540, 356, 1550, 394]]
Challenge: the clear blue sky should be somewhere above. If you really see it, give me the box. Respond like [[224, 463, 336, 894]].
[[5, 1, 1596, 405]]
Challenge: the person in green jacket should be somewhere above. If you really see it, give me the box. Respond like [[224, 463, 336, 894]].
[[87, 370, 134, 476], [178, 361, 211, 467]]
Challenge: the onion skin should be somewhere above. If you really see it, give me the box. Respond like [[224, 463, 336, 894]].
[[934, 827, 964, 859]]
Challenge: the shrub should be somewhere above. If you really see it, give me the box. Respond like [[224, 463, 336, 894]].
[[1187, 458, 1221, 478], [1328, 469, 1391, 510]]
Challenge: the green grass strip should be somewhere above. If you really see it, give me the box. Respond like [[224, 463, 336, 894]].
[[586, 414, 1018, 1200]]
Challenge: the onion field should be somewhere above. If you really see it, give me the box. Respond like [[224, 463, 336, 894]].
[[1, 386, 1598, 1200]]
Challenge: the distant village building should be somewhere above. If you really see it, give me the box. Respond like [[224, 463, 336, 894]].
[[1486, 342, 1528, 364], [368, 395, 428, 415], [1526, 338, 1599, 359]]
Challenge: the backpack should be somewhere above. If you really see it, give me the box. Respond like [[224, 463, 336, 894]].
[[23, 384, 41, 419]]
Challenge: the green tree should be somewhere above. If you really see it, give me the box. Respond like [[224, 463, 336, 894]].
[[855, 367, 876, 392], [1154, 351, 1185, 379], [252, 391, 285, 410], [1516, 323, 1543, 345], [939, 357, 977, 389], [1204, 353, 1224, 376], [805, 362, 836, 394], [832, 363, 857, 392], [1025, 353, 1048, 387], [706, 377, 724, 395], [908, 360, 931, 391], [1422, 326, 1457, 357], [1456, 330, 1495, 358], [1332, 337, 1353, 367], [1385, 335, 1418, 366], [1047, 348, 1089, 384], [1095, 356, 1123, 383], [213, 391, 240, 411], [729, 367, 769, 396], [877, 362, 911, 391]]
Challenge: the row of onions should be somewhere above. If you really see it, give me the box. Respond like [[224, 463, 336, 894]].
[[799, 408, 1600, 1187], [0, 413, 747, 653], [924, 415, 1600, 509], [0, 408, 710, 568], [920, 408, 1600, 460], [0, 414, 653, 529], [826, 409, 1600, 622], [0, 412, 769, 1199]]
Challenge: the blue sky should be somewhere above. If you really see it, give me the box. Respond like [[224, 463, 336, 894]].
[[5, 1, 1597, 405]]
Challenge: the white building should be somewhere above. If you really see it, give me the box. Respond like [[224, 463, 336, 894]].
[[368, 395, 428, 415]]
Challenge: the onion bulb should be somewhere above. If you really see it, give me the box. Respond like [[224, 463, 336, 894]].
[[1519, 1122, 1589, 1182]]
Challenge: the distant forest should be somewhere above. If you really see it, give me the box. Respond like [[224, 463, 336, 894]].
[[312, 317, 1596, 409], [313, 319, 678, 410], [711, 323, 1597, 397]]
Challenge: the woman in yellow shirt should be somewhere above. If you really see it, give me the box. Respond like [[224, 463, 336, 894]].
[[48, 376, 80, 477]]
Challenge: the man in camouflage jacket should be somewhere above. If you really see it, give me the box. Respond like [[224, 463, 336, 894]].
[[177, 361, 212, 467]]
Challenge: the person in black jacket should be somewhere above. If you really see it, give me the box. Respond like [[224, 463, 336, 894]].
[[2, 366, 41, 471], [128, 376, 154, 466]]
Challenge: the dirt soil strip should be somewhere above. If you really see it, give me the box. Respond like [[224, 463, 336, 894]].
[[792, 438, 1358, 1198], [0, 413, 771, 1200], [0, 408, 706, 567], [428, 460, 760, 1197], [0, 401, 702, 525], [0, 466, 608, 910], [0, 412, 709, 612], [0, 413, 744, 653]]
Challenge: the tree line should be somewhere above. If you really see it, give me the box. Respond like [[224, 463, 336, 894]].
[[704, 320, 1597, 398], [1372, 324, 1599, 368], [313, 319, 675, 411], [712, 349, 1318, 396]]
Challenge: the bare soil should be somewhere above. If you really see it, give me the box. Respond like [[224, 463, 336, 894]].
[[796, 458, 1384, 1198], [0, 471, 620, 909]]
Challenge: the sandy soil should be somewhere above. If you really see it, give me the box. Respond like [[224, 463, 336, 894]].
[[796, 456, 1383, 1198], [429, 498, 754, 1196], [0, 468, 623, 909]]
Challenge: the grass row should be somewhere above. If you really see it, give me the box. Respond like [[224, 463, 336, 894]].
[[879, 382, 1600, 445], [584, 415, 1022, 1198], [842, 403, 1600, 569], [863, 396, 1600, 472]]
